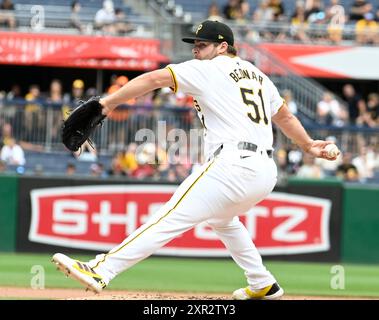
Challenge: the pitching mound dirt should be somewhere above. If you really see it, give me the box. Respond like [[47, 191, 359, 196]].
[[0, 287, 374, 300]]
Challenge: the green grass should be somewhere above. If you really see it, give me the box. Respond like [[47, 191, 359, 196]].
[[0, 253, 378, 297]]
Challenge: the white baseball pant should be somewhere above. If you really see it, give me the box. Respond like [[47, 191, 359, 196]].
[[88, 144, 278, 289]]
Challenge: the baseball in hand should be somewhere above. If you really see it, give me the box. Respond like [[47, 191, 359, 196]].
[[325, 144, 340, 158]]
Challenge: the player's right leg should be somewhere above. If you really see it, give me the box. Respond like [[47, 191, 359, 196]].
[[208, 216, 284, 300], [52, 158, 220, 291]]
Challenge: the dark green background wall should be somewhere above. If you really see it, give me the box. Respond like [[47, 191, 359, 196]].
[[342, 185, 379, 263], [0, 175, 18, 252]]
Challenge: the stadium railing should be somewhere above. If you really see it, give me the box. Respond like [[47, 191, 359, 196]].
[[0, 99, 198, 153], [1, 99, 378, 156]]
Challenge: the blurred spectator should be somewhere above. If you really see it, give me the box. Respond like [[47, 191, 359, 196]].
[[252, 0, 286, 41], [62, 79, 86, 118], [95, 0, 116, 34], [118, 143, 138, 175], [363, 93, 379, 127], [240, 0, 250, 19], [70, 1, 85, 33], [114, 8, 134, 35], [253, 0, 274, 23], [266, 0, 287, 40], [349, 0, 371, 22], [1, 122, 13, 147], [326, 0, 345, 44], [0, 138, 25, 166], [282, 89, 298, 115], [287, 143, 303, 173], [374, 143, 379, 169], [66, 162, 76, 176], [305, 0, 325, 23], [71, 79, 85, 102], [342, 84, 366, 125], [268, 0, 285, 21], [336, 152, 359, 181], [24, 84, 43, 140], [173, 156, 191, 181], [355, 12, 378, 45], [0, 0, 16, 29], [317, 91, 347, 126], [290, 0, 311, 43], [296, 153, 324, 178], [90, 163, 106, 178], [47, 79, 64, 105], [106, 75, 134, 147], [131, 161, 155, 179], [156, 144, 170, 174], [85, 87, 97, 97], [165, 168, 177, 182], [0, 90, 4, 105], [108, 75, 124, 94], [131, 143, 156, 179], [25, 84, 41, 109], [171, 164, 189, 181], [107, 76, 135, 105], [276, 148, 288, 170], [136, 142, 156, 165], [108, 152, 127, 177], [6, 84, 21, 100], [352, 145, 376, 180], [275, 148, 289, 183], [47, 79, 65, 142], [207, 2, 224, 21], [0, 159, 7, 173], [223, 0, 243, 20]]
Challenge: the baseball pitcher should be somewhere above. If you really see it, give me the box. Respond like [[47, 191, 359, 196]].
[[54, 20, 339, 300]]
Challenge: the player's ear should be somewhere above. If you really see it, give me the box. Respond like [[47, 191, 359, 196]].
[[218, 41, 228, 54]]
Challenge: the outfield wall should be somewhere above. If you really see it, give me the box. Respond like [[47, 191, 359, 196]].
[[0, 175, 18, 252], [0, 174, 377, 263], [341, 184, 379, 263]]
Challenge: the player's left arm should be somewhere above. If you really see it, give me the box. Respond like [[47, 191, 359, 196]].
[[272, 103, 337, 160], [100, 69, 174, 115]]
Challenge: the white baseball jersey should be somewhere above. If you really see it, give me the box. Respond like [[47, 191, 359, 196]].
[[86, 55, 283, 293], [167, 55, 284, 158]]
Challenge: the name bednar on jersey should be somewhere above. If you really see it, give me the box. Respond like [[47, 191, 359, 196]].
[[166, 21, 283, 160]]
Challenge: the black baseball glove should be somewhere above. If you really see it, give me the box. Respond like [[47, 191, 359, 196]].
[[61, 96, 106, 152]]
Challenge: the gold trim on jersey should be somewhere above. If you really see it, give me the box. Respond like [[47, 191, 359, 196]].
[[165, 66, 178, 93], [92, 159, 216, 270], [276, 98, 286, 113]]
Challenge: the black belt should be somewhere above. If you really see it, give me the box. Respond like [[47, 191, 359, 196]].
[[212, 142, 273, 159]]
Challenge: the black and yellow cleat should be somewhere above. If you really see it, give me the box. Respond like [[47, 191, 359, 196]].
[[232, 282, 284, 300], [52, 253, 106, 294]]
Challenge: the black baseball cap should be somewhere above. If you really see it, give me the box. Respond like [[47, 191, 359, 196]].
[[182, 20, 234, 46]]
